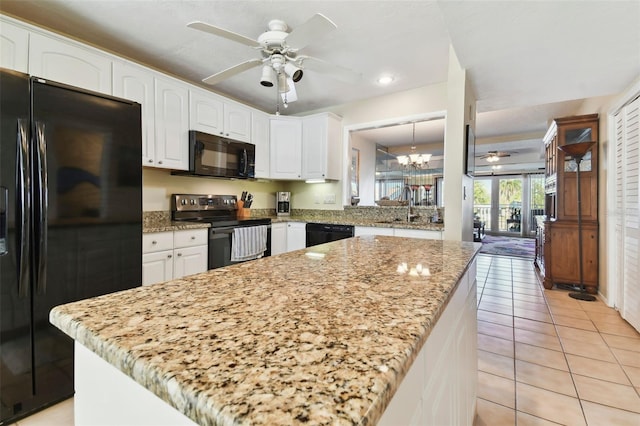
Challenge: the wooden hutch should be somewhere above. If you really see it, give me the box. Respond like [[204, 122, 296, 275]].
[[535, 114, 599, 294]]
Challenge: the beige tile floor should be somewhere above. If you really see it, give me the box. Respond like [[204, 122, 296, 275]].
[[10, 253, 640, 425], [475, 254, 640, 426]]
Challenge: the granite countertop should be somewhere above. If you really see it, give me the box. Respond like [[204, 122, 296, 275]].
[[51, 236, 479, 425], [142, 215, 444, 234], [269, 215, 444, 232]]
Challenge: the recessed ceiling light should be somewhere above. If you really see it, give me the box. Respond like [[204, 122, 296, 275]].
[[377, 75, 395, 85]]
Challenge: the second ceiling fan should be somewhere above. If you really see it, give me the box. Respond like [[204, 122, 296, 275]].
[[188, 13, 361, 105]]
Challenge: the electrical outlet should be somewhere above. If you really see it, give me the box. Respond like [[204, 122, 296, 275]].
[[324, 194, 336, 204]]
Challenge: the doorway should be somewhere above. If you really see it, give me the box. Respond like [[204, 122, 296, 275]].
[[473, 174, 544, 237]]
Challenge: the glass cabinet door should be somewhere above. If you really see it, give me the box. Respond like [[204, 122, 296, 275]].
[[560, 124, 596, 172]]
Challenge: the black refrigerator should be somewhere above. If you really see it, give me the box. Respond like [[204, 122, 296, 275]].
[[0, 68, 143, 423]]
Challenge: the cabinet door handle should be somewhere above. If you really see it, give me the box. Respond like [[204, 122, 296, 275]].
[[191, 236, 196, 240], [167, 254, 172, 258], [148, 159, 153, 163], [158, 160, 163, 165], [152, 240, 157, 245], [177, 253, 182, 257]]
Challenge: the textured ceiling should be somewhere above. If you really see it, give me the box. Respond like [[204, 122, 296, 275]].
[[2, 0, 638, 173]]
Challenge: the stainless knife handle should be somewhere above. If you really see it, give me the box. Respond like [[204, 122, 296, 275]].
[[35, 121, 48, 294], [17, 119, 31, 297]]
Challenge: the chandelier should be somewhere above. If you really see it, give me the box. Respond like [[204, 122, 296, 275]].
[[396, 122, 432, 168]]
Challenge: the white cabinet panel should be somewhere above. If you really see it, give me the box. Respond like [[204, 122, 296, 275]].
[[112, 61, 155, 166], [174, 245, 208, 279], [287, 222, 307, 252], [189, 90, 250, 142], [189, 88, 224, 135], [224, 102, 251, 142], [0, 18, 29, 72], [355, 226, 394, 237], [302, 113, 342, 180], [143, 230, 208, 285], [142, 251, 173, 286], [29, 32, 112, 94], [271, 223, 287, 256], [394, 228, 442, 240], [154, 77, 189, 170], [252, 111, 270, 178], [142, 231, 173, 253], [174, 229, 208, 248], [270, 117, 302, 179]]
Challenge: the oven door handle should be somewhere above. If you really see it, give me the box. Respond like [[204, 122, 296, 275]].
[[210, 224, 271, 234]]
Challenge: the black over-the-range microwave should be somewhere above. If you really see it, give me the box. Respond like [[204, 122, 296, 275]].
[[186, 130, 256, 179]]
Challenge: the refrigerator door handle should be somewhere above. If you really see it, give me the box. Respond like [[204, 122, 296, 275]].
[[0, 186, 7, 256], [17, 119, 31, 297], [35, 121, 48, 294]]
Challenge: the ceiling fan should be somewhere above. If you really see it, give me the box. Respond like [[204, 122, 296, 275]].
[[477, 151, 513, 163], [187, 14, 361, 107]]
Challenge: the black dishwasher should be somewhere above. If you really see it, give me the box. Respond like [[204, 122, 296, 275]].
[[305, 223, 355, 247]]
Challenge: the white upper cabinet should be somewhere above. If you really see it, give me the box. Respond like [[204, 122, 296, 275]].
[[270, 117, 302, 179], [252, 110, 270, 178], [154, 76, 189, 170], [0, 18, 29, 72], [302, 113, 342, 180], [28, 32, 112, 94], [189, 89, 251, 142], [223, 102, 251, 142], [189, 88, 224, 135], [112, 61, 155, 166]]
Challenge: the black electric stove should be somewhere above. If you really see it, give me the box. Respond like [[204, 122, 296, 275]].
[[171, 194, 271, 269]]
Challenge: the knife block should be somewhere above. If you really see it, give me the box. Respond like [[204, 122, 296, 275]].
[[237, 201, 251, 218]]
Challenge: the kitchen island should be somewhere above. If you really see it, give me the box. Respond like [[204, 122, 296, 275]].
[[50, 236, 479, 425]]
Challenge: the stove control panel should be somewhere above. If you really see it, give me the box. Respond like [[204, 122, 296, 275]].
[[172, 194, 237, 212]]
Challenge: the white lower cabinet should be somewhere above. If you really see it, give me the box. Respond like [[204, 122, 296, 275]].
[[393, 228, 443, 240], [271, 223, 287, 256], [378, 259, 477, 425], [142, 229, 207, 286], [270, 222, 306, 254], [355, 226, 442, 239], [355, 226, 394, 237], [286, 222, 307, 252]]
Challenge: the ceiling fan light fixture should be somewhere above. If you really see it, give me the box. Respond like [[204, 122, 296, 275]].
[[277, 73, 288, 93], [284, 62, 303, 82], [487, 154, 500, 163], [260, 65, 275, 87]]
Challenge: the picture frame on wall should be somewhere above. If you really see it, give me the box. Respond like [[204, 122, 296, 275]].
[[351, 148, 360, 197], [465, 124, 475, 176]]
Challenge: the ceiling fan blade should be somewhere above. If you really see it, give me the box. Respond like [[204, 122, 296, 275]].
[[285, 13, 337, 50], [188, 21, 261, 48], [202, 59, 262, 85], [299, 56, 362, 84]]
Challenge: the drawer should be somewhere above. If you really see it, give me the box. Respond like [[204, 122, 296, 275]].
[[174, 229, 208, 248], [142, 232, 173, 253]]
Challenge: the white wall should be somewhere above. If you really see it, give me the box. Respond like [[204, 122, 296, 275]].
[[350, 132, 377, 206], [443, 46, 476, 242]]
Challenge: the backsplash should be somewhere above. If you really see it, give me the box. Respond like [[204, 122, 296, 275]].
[[144, 206, 444, 226]]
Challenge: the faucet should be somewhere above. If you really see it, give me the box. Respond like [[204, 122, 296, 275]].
[[403, 184, 418, 222]]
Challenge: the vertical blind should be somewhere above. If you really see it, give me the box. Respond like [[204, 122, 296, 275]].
[[613, 96, 640, 332]]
